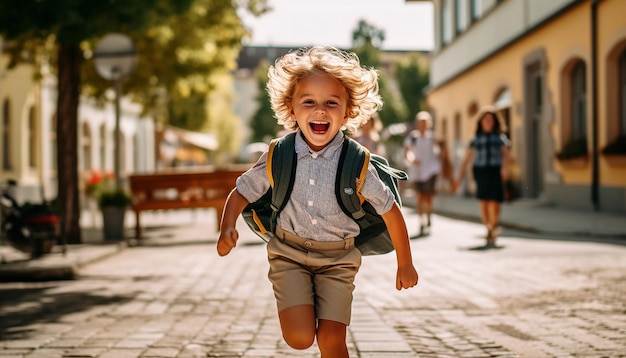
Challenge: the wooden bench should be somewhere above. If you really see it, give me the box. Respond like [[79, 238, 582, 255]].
[[128, 167, 248, 238]]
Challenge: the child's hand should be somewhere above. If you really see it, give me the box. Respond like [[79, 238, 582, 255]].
[[217, 227, 238, 256], [396, 264, 418, 290]]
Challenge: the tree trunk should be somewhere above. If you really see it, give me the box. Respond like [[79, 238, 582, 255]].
[[56, 44, 82, 244]]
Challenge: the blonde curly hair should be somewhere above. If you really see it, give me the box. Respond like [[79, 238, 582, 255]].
[[266, 46, 383, 134]]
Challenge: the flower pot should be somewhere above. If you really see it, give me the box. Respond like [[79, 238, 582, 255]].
[[101, 206, 127, 241]]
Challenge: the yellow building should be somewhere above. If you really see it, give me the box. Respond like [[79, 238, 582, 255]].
[[0, 37, 156, 204], [409, 0, 626, 214], [0, 39, 48, 202]]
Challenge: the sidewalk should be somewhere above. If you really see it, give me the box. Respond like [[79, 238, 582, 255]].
[[428, 193, 626, 239], [1, 194, 625, 282], [0, 209, 220, 281], [0, 230, 126, 282]]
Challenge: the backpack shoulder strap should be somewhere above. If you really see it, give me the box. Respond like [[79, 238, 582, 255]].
[[336, 136, 369, 221], [267, 132, 297, 218]]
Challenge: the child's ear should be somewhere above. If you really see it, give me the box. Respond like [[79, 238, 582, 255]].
[[287, 102, 295, 117]]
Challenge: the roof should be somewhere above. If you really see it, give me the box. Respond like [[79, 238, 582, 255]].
[[236, 46, 294, 70]]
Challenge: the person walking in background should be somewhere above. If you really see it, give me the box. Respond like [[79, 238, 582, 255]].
[[352, 112, 385, 156], [217, 46, 418, 357], [404, 111, 441, 237], [453, 105, 510, 247]]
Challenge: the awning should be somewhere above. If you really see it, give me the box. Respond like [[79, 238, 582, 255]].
[[493, 89, 511, 109], [164, 126, 218, 151]]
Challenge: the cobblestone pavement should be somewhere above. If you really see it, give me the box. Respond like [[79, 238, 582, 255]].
[[1, 209, 625, 357]]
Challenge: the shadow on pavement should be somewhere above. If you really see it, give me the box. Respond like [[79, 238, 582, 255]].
[[462, 243, 505, 251], [499, 228, 626, 247], [0, 284, 135, 340]]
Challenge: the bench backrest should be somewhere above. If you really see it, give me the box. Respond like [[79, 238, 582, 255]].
[[129, 168, 246, 209]]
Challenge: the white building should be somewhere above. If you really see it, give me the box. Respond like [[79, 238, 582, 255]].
[[0, 37, 156, 205]]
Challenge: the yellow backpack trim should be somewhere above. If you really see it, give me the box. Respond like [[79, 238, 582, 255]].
[[356, 150, 370, 204]]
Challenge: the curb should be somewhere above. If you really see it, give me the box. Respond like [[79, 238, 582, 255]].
[[432, 206, 626, 240], [0, 242, 126, 282]]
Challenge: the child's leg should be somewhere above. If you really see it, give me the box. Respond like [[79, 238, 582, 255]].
[[278, 304, 316, 349], [317, 319, 348, 358], [424, 193, 433, 226]]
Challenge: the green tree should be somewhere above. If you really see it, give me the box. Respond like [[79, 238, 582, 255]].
[[350, 19, 405, 127], [395, 53, 430, 123], [249, 59, 281, 143], [0, 0, 195, 244], [0, 0, 267, 243], [351, 19, 385, 56]]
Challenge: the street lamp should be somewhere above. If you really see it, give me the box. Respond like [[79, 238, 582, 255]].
[[93, 33, 137, 189]]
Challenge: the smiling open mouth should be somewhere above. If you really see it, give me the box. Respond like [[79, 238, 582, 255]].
[[310, 122, 329, 133]]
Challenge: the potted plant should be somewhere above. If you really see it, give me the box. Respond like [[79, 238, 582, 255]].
[[602, 135, 626, 166], [556, 137, 588, 160], [98, 187, 131, 241], [556, 137, 588, 167]]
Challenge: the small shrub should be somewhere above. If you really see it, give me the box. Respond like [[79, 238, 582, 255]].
[[98, 189, 131, 208], [602, 135, 626, 155], [556, 137, 587, 160]]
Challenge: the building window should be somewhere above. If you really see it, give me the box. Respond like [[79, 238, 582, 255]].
[[28, 106, 37, 168], [134, 133, 140, 173], [100, 124, 107, 170], [618, 50, 626, 136], [2, 99, 11, 170], [557, 59, 587, 160], [50, 115, 57, 177], [454, 113, 461, 140], [81, 122, 92, 171], [470, 0, 482, 22], [571, 61, 587, 141], [441, 0, 453, 45], [454, 0, 466, 34], [119, 131, 126, 177]]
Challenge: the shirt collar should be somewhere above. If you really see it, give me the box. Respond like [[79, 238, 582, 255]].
[[294, 130, 344, 159]]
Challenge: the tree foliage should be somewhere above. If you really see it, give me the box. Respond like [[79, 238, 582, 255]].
[[395, 53, 430, 123], [350, 19, 406, 127], [351, 19, 385, 51], [0, 0, 268, 243], [249, 59, 281, 143], [81, 0, 269, 132]]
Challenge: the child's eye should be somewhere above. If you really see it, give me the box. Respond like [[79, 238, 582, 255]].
[[303, 100, 315, 105], [327, 101, 338, 106]]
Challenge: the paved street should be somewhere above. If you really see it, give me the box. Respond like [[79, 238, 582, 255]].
[[1, 208, 625, 357]]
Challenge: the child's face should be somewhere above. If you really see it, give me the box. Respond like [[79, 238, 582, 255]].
[[288, 73, 349, 151], [417, 119, 428, 132], [480, 113, 495, 132]]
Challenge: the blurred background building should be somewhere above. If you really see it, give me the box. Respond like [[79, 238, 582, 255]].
[[0, 41, 155, 204], [409, 0, 626, 214]]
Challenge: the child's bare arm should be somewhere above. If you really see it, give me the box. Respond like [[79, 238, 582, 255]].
[[217, 188, 250, 256], [381, 203, 419, 290]]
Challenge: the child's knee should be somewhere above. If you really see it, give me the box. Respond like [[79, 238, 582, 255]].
[[279, 305, 316, 349], [316, 320, 347, 351], [283, 330, 315, 350]]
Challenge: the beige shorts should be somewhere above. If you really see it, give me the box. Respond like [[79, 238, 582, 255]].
[[267, 227, 362, 326]]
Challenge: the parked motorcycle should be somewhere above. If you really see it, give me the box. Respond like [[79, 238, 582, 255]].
[[1, 180, 62, 259]]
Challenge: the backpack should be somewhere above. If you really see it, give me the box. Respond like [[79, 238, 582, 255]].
[[241, 132, 408, 256]]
